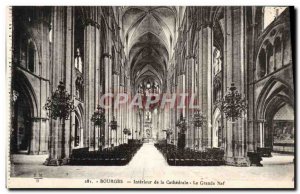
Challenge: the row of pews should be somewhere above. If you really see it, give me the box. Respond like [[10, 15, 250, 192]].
[[70, 142, 143, 166], [155, 143, 225, 166]]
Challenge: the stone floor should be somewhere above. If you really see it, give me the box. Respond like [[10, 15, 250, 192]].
[[9, 143, 295, 188]]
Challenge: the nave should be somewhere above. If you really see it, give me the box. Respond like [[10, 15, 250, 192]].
[[9, 6, 294, 173], [11, 142, 294, 188]]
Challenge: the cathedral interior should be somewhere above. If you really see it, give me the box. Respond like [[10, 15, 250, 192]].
[[9, 6, 294, 176]]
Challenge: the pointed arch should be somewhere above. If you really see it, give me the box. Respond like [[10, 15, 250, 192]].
[[256, 77, 294, 120], [13, 69, 39, 117]]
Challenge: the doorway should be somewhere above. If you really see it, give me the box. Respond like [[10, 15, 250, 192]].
[[12, 90, 33, 154]]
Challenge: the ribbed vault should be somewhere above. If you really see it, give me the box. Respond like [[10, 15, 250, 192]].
[[120, 6, 183, 93]]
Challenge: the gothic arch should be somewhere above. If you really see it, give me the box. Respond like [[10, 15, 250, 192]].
[[255, 77, 294, 149], [11, 70, 39, 153], [212, 108, 222, 148], [256, 77, 294, 121], [14, 25, 40, 73], [74, 103, 84, 147], [13, 70, 39, 117], [13, 13, 42, 66], [257, 48, 266, 79]]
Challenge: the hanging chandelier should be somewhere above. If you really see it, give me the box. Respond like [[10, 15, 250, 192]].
[[44, 81, 75, 120], [176, 113, 187, 132], [123, 128, 131, 136], [91, 105, 106, 126], [109, 116, 118, 130], [193, 109, 206, 128], [221, 83, 247, 121], [123, 128, 128, 135]]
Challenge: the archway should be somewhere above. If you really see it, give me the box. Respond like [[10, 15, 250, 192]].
[[256, 77, 294, 153], [74, 114, 81, 147], [272, 104, 294, 153], [73, 105, 84, 148], [11, 71, 38, 154], [212, 108, 222, 148], [12, 91, 32, 153]]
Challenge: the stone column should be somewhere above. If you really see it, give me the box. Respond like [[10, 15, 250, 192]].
[[197, 25, 213, 150], [63, 7, 74, 160], [257, 120, 265, 147], [197, 28, 203, 150], [119, 84, 124, 144], [102, 12, 113, 148], [185, 58, 190, 148], [94, 19, 101, 150], [30, 118, 40, 154], [186, 56, 195, 148], [83, 13, 98, 151], [46, 7, 64, 165], [223, 7, 249, 166], [39, 13, 51, 155], [104, 53, 112, 147], [112, 73, 120, 146], [174, 72, 179, 145], [191, 57, 196, 149], [39, 118, 49, 154], [45, 7, 73, 166], [246, 7, 259, 153]]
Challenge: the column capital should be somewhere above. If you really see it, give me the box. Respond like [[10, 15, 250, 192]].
[[198, 21, 213, 30], [102, 53, 112, 59], [112, 70, 120, 75], [186, 54, 196, 60], [247, 22, 258, 30], [31, 117, 49, 122], [256, 119, 266, 123], [83, 18, 100, 29]]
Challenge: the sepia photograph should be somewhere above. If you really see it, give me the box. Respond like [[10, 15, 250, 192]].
[[6, 5, 295, 189]]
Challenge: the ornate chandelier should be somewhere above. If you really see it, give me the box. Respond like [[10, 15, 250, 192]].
[[123, 128, 131, 136], [193, 109, 206, 128], [44, 81, 75, 120], [221, 83, 247, 121], [109, 116, 118, 130], [176, 113, 187, 132], [91, 105, 106, 126]]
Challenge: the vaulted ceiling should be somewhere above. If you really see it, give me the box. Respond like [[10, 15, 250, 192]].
[[120, 6, 185, 92]]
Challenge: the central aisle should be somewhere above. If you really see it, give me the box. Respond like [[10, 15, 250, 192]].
[[11, 143, 294, 187], [127, 142, 168, 180]]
